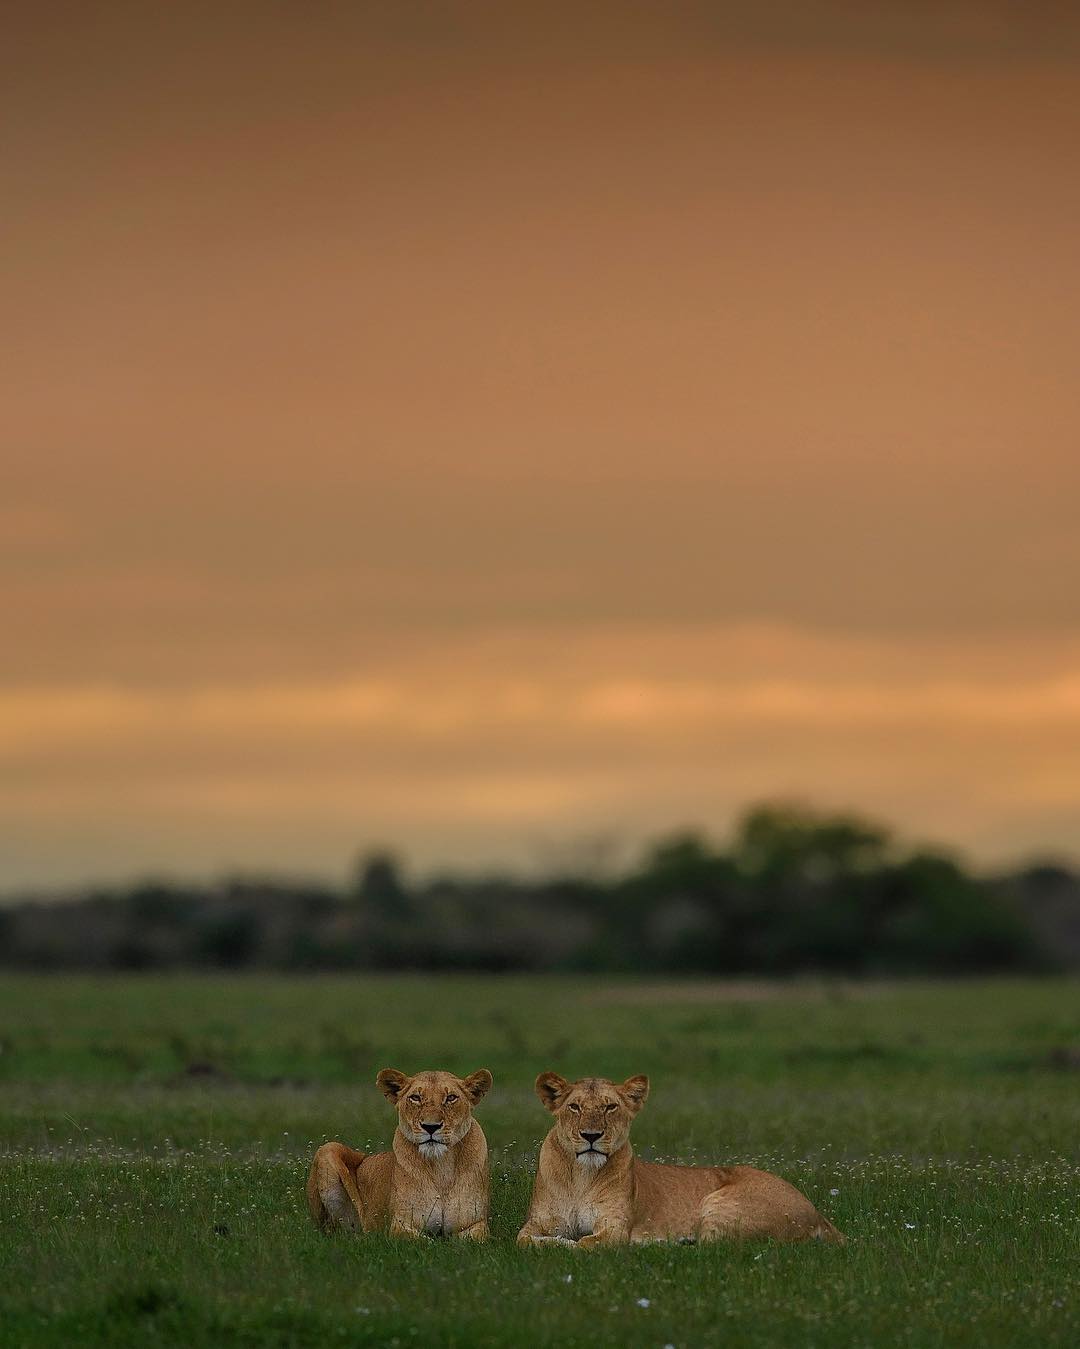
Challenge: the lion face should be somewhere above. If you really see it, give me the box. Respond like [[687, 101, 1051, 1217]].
[[376, 1067, 493, 1159], [534, 1072, 649, 1168]]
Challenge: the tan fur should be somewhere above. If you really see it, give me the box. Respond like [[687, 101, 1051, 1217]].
[[516, 1072, 845, 1248], [307, 1068, 492, 1240]]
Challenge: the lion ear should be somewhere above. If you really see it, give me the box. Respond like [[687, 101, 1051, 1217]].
[[535, 1071, 570, 1112], [620, 1074, 650, 1113], [376, 1068, 410, 1102], [461, 1069, 493, 1104]]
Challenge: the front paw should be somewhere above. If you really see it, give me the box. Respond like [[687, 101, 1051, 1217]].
[[579, 1230, 629, 1249]]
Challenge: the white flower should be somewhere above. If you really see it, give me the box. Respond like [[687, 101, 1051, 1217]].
[[904, 1222, 916, 1229], [563, 1275, 573, 1284], [830, 1188, 840, 1196], [636, 1297, 651, 1308]]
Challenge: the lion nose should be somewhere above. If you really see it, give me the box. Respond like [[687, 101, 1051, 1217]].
[[580, 1130, 603, 1142], [421, 1122, 442, 1135]]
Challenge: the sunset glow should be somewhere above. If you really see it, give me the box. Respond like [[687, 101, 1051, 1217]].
[[4, 3, 1079, 885]]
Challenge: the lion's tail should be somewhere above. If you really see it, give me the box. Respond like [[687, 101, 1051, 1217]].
[[814, 1216, 847, 1245], [306, 1141, 367, 1231]]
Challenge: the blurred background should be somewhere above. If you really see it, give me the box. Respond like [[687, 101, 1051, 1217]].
[[3, 1, 1079, 972]]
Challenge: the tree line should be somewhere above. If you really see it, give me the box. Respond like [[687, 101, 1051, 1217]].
[[1, 804, 1076, 973]]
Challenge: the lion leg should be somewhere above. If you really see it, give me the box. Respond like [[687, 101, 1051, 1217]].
[[697, 1187, 768, 1242], [577, 1221, 630, 1249], [516, 1221, 577, 1248], [454, 1218, 489, 1242], [698, 1178, 845, 1244], [307, 1142, 366, 1232]]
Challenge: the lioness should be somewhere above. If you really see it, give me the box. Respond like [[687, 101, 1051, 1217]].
[[517, 1072, 844, 1247], [307, 1067, 492, 1240]]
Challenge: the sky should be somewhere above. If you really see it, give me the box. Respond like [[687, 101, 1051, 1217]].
[[3, 2, 1080, 888]]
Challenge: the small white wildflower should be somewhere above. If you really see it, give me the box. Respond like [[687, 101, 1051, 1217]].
[[829, 1188, 840, 1196], [904, 1222, 916, 1230], [636, 1298, 651, 1308], [563, 1274, 573, 1284], [356, 1308, 370, 1315]]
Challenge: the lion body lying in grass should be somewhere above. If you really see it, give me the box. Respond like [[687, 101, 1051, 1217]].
[[307, 1068, 492, 1240], [516, 1072, 844, 1248]]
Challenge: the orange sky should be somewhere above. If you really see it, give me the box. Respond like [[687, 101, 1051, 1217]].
[[3, 3, 1080, 886]]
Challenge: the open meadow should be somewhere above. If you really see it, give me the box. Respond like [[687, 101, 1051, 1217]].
[[1, 975, 1077, 1347]]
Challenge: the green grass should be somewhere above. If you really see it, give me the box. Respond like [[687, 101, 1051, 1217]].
[[1, 975, 1077, 1347]]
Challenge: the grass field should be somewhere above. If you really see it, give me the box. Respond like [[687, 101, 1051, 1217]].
[[1, 975, 1078, 1347]]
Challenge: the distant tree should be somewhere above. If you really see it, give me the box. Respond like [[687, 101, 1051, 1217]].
[[196, 913, 259, 968], [733, 802, 892, 881], [0, 804, 1061, 974], [643, 832, 717, 883], [353, 851, 411, 921], [995, 864, 1080, 970], [876, 851, 1034, 972], [615, 832, 743, 972]]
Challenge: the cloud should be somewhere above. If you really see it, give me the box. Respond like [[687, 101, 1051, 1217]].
[[9, 672, 1080, 762], [2, 624, 1078, 884]]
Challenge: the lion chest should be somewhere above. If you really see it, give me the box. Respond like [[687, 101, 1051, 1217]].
[[423, 1196, 447, 1236], [556, 1199, 597, 1241], [412, 1153, 457, 1236], [399, 1184, 451, 1236]]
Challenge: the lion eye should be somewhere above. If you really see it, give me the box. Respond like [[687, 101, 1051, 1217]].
[[408, 1094, 422, 1104], [605, 1103, 618, 1112], [445, 1094, 458, 1104], [567, 1102, 581, 1113]]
